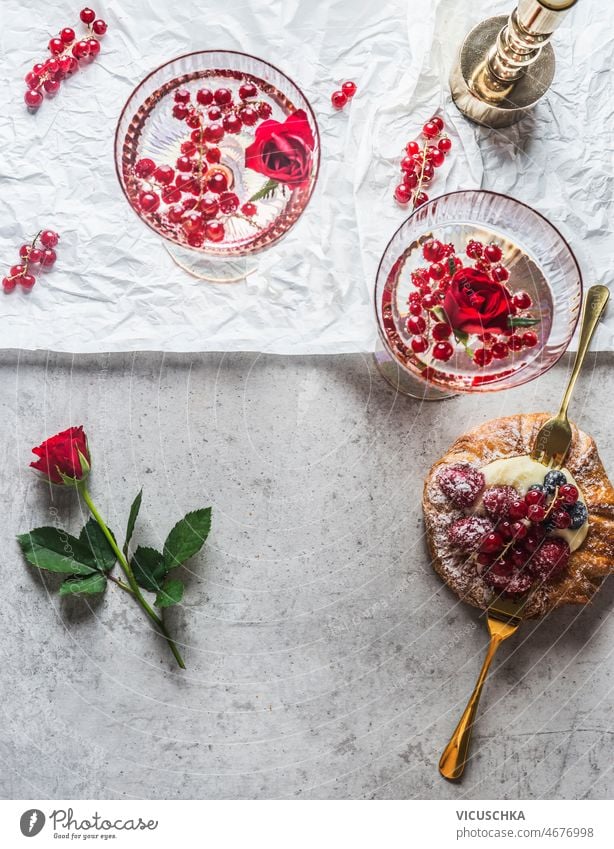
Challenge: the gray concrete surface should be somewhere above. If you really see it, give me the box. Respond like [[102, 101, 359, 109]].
[[1, 349, 613, 800]]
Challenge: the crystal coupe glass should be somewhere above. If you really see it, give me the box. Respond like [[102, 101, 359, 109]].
[[374, 190, 582, 400], [115, 51, 320, 283]]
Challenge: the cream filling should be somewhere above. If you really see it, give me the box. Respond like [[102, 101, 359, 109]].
[[478, 454, 588, 551]]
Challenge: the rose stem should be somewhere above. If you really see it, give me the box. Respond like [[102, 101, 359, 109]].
[[78, 483, 186, 669]]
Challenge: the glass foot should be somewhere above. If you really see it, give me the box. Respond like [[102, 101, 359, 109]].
[[373, 346, 456, 401], [165, 243, 257, 283]]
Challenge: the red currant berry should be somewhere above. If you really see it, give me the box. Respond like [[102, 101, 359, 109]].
[[508, 334, 523, 352], [33, 63, 45, 75], [207, 171, 228, 193], [241, 202, 257, 217], [204, 123, 224, 143], [400, 156, 415, 173], [180, 141, 197, 156], [2, 277, 17, 293], [205, 147, 221, 164], [428, 262, 445, 280], [175, 174, 198, 194], [190, 129, 204, 144], [10, 265, 25, 278], [174, 88, 190, 104], [187, 232, 204, 248], [511, 521, 528, 540], [408, 301, 423, 316], [522, 331, 538, 348], [394, 184, 412, 205], [525, 489, 546, 507], [19, 273, 36, 290], [466, 239, 483, 259], [406, 316, 426, 335], [438, 136, 452, 153], [48, 37, 64, 55], [135, 158, 156, 178], [30, 248, 43, 263], [205, 220, 225, 242], [512, 291, 532, 310], [239, 83, 258, 100], [87, 38, 101, 56], [24, 89, 43, 109], [153, 164, 175, 185], [92, 19, 107, 36], [25, 72, 41, 88], [527, 504, 546, 523], [432, 322, 452, 341], [40, 249, 57, 267], [421, 162, 435, 182], [473, 347, 493, 367], [432, 341, 454, 361], [72, 40, 90, 59], [491, 341, 509, 359], [484, 244, 502, 263], [138, 191, 160, 213], [80, 7, 96, 24], [207, 106, 222, 121], [430, 116, 444, 131], [331, 90, 347, 110], [59, 56, 78, 76], [492, 264, 509, 282], [552, 509, 572, 529], [196, 88, 213, 106], [186, 112, 201, 129], [508, 499, 528, 520], [342, 81, 357, 98], [405, 141, 420, 156], [403, 171, 418, 189], [214, 88, 232, 105], [162, 186, 182, 204], [422, 239, 444, 262], [176, 155, 193, 172], [45, 58, 60, 74], [422, 121, 439, 138], [40, 230, 59, 248], [197, 194, 219, 218], [421, 292, 438, 309], [219, 192, 239, 214], [258, 103, 272, 119], [411, 335, 429, 354], [167, 205, 184, 224], [480, 532, 504, 554], [238, 105, 258, 126], [429, 147, 445, 167], [181, 211, 204, 235], [60, 27, 76, 43], [559, 484, 579, 504], [223, 112, 242, 133], [414, 192, 429, 207], [43, 79, 61, 95]]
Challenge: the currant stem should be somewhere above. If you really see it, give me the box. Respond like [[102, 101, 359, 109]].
[[79, 483, 186, 669]]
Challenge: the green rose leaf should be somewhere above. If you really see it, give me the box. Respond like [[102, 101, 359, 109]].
[[131, 546, 167, 592], [124, 489, 143, 554], [59, 573, 107, 596], [155, 578, 184, 608], [17, 527, 99, 576], [249, 178, 279, 202], [163, 508, 211, 570], [79, 518, 116, 573], [508, 315, 540, 328]]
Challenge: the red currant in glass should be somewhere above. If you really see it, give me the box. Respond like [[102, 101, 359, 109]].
[[408, 301, 423, 316], [186, 112, 201, 129], [207, 171, 228, 193], [423, 239, 444, 262], [394, 184, 411, 204], [20, 273, 36, 290], [223, 112, 242, 134], [207, 106, 222, 121], [205, 220, 225, 242], [342, 80, 357, 98], [239, 83, 258, 100], [180, 141, 196, 156], [135, 158, 156, 178], [406, 316, 426, 335], [204, 123, 224, 143], [432, 322, 452, 341], [214, 88, 232, 105], [331, 90, 347, 109], [491, 341, 509, 359], [438, 136, 452, 153], [48, 37, 64, 55], [187, 232, 204, 248], [87, 38, 101, 56], [25, 89, 43, 109], [430, 116, 444, 131], [422, 121, 439, 139], [465, 240, 482, 260], [406, 140, 420, 156], [80, 7, 96, 23], [171, 103, 187, 120], [238, 105, 258, 126], [205, 147, 221, 164], [181, 211, 204, 235], [176, 156, 193, 173], [414, 192, 428, 207], [138, 191, 160, 213], [198, 194, 219, 218], [411, 335, 428, 354], [168, 205, 184, 224], [162, 186, 181, 204], [174, 88, 190, 104], [428, 262, 445, 280], [508, 334, 523, 351], [473, 347, 493, 367], [241, 202, 257, 217], [40, 249, 57, 267], [484, 243, 502, 263], [40, 230, 59, 248], [522, 330, 538, 348], [219, 192, 240, 214], [2, 277, 17, 293], [258, 102, 272, 119], [154, 165, 175, 185], [196, 88, 213, 106], [44, 79, 61, 95], [421, 292, 438, 309], [92, 19, 107, 36], [432, 341, 454, 361], [492, 264, 509, 282], [512, 291, 532, 310]]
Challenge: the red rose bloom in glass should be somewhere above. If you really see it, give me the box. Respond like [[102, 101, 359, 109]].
[[30, 425, 90, 484], [443, 268, 513, 335], [245, 109, 315, 188]]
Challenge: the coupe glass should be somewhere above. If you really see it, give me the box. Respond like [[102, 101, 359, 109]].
[[115, 51, 320, 282], [374, 190, 582, 400]]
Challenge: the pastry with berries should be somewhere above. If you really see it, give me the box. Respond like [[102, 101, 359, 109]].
[[422, 413, 614, 617]]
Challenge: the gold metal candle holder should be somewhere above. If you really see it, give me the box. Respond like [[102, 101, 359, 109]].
[[450, 0, 578, 128]]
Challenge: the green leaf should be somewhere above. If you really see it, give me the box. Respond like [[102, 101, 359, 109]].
[[59, 573, 107, 596], [79, 518, 116, 572], [163, 508, 211, 570], [17, 527, 99, 576], [155, 578, 184, 608], [131, 546, 167, 592], [124, 489, 143, 554], [249, 178, 279, 202], [508, 315, 540, 328]]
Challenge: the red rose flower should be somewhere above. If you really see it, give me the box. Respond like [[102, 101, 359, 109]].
[[30, 425, 90, 485], [443, 268, 513, 335], [245, 109, 315, 189]]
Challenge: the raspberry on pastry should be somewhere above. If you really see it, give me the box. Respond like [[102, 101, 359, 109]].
[[436, 462, 485, 508]]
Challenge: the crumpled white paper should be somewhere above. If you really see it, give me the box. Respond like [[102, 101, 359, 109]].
[[0, 0, 612, 353]]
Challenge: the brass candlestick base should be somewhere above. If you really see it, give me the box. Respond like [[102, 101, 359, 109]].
[[450, 15, 555, 128]]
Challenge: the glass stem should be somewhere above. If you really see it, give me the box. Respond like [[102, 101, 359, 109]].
[[79, 483, 186, 669]]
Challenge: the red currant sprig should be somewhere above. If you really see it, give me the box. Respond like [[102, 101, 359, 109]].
[[331, 81, 357, 110], [2, 230, 59, 293], [394, 116, 451, 210], [24, 8, 108, 111]]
